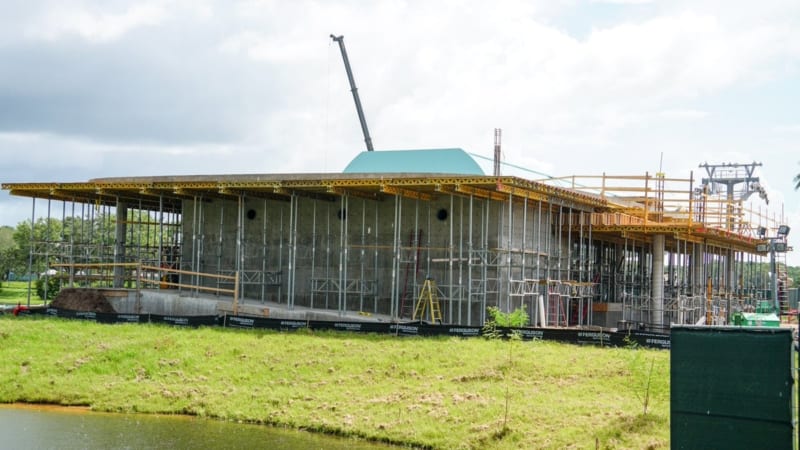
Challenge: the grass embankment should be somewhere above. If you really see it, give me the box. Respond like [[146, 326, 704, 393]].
[[0, 317, 670, 449], [0, 281, 41, 306]]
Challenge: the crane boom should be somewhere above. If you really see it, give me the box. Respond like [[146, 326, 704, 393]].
[[330, 34, 374, 152]]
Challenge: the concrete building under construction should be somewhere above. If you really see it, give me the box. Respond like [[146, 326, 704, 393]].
[[2, 149, 792, 332]]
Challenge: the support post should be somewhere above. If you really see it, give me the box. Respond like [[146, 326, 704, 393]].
[[26, 198, 36, 307], [692, 243, 705, 297], [289, 194, 299, 311], [390, 195, 402, 319], [113, 201, 128, 288], [770, 246, 779, 313], [705, 275, 713, 325], [233, 271, 240, 316], [236, 194, 243, 300], [651, 234, 665, 328]]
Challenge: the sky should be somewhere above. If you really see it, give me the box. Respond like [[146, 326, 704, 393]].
[[1, 0, 799, 263]]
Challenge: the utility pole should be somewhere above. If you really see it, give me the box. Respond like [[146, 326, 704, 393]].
[[493, 129, 501, 177], [330, 34, 374, 152]]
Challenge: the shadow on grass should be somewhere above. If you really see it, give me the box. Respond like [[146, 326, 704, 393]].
[[208, 325, 455, 343], [595, 413, 667, 450]]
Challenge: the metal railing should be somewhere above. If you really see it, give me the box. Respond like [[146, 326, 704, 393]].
[[49, 262, 242, 314]]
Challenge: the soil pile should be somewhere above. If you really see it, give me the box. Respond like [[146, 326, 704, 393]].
[[50, 288, 116, 313]]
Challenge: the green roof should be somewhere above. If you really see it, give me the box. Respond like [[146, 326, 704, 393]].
[[343, 148, 484, 175]]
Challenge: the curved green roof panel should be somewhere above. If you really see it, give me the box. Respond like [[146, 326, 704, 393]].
[[343, 148, 484, 175]]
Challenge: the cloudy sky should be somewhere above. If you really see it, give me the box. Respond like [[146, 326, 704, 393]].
[[1, 0, 799, 261]]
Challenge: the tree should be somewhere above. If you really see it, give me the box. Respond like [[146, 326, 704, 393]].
[[0, 226, 14, 283], [12, 218, 64, 276], [0, 225, 25, 279], [6, 209, 171, 276]]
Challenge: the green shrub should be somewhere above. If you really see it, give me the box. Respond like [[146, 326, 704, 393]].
[[486, 305, 529, 327], [35, 276, 61, 300], [483, 305, 529, 339]]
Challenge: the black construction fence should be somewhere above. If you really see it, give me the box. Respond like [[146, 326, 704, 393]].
[[671, 326, 795, 449], [14, 307, 671, 350]]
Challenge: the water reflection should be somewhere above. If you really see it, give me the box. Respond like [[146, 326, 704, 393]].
[[0, 405, 391, 449]]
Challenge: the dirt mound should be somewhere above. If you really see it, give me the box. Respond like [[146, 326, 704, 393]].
[[50, 288, 116, 313]]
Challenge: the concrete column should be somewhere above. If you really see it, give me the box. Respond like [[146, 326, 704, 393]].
[[727, 248, 736, 297], [692, 243, 705, 296], [614, 242, 623, 301], [113, 202, 128, 288], [651, 234, 665, 327]]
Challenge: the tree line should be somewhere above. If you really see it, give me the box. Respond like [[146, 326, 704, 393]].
[[0, 211, 170, 282]]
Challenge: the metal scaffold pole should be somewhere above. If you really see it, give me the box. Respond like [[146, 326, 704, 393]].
[[261, 199, 269, 303], [373, 204, 379, 313], [324, 203, 331, 309], [522, 196, 529, 324], [236, 194, 243, 303], [216, 201, 224, 294], [390, 194, 401, 319], [448, 194, 455, 324], [359, 199, 366, 313], [337, 194, 348, 316], [480, 198, 489, 324], [457, 195, 464, 323], [467, 194, 473, 325], [26, 198, 35, 306], [310, 200, 317, 309], [535, 199, 542, 327], [289, 193, 299, 311], [506, 192, 513, 313]]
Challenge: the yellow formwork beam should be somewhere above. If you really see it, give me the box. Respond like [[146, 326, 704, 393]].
[[494, 183, 547, 202], [326, 186, 381, 200], [455, 184, 508, 201], [2, 173, 779, 250], [380, 185, 432, 201]]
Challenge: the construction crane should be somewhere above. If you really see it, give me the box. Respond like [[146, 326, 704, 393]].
[[330, 34, 374, 152]]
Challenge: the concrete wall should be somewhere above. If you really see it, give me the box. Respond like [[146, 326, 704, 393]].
[[110, 290, 218, 316], [592, 302, 624, 329], [177, 193, 575, 325]]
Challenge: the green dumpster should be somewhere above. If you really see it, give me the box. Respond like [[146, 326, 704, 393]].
[[736, 312, 780, 327]]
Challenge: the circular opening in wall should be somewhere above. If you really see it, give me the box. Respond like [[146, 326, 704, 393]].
[[436, 208, 448, 221], [337, 208, 347, 220], [246, 209, 257, 220]]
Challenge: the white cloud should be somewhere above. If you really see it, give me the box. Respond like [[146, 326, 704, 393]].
[[773, 124, 800, 133], [657, 109, 709, 120], [217, 31, 322, 63], [27, 3, 167, 43], [0, 131, 244, 180], [2, 0, 800, 262], [591, 0, 653, 4]]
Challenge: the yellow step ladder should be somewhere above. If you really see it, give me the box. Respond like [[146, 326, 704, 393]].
[[413, 278, 443, 324]]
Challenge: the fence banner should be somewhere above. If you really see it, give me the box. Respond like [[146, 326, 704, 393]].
[[389, 323, 421, 336], [21, 308, 671, 349], [96, 312, 147, 324], [149, 314, 218, 327], [44, 308, 98, 321], [223, 315, 312, 331], [671, 326, 793, 449]]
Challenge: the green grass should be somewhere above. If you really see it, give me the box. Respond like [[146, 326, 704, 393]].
[[0, 317, 670, 449], [0, 281, 41, 306]]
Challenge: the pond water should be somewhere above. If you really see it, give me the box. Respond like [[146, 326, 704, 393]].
[[0, 404, 392, 449]]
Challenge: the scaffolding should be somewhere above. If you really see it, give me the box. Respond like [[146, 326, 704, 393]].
[[3, 168, 788, 329]]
